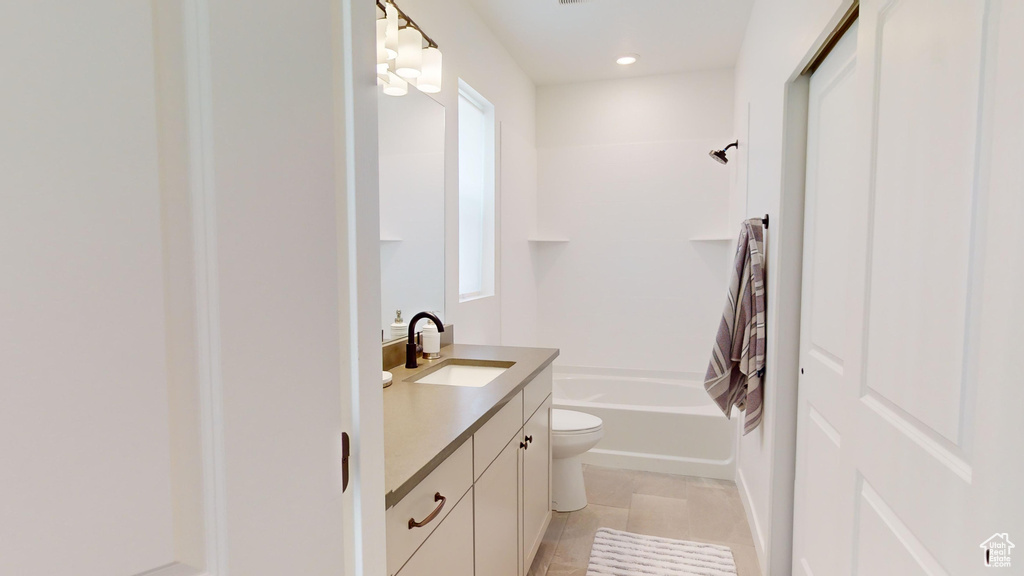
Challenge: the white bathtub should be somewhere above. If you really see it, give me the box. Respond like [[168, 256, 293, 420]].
[[553, 367, 735, 479]]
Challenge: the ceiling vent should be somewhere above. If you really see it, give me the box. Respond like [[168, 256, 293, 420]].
[[558, 0, 591, 4]]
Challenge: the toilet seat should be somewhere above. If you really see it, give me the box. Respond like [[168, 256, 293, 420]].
[[552, 409, 603, 435]]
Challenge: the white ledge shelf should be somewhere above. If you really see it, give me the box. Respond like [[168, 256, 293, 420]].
[[380, 237, 402, 242], [527, 236, 569, 243], [689, 236, 733, 242]]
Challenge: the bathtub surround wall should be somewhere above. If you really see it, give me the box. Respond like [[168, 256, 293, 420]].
[[535, 70, 735, 374], [397, 0, 539, 348]]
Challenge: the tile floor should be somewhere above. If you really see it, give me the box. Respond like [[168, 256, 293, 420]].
[[528, 465, 761, 576]]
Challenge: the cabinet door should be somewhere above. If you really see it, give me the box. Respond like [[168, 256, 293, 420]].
[[398, 488, 474, 576], [475, 436, 521, 576], [522, 396, 552, 568]]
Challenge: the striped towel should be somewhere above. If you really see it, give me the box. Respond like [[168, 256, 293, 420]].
[[587, 528, 737, 575], [704, 219, 766, 435]]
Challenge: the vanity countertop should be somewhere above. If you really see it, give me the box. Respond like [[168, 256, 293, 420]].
[[383, 343, 559, 509]]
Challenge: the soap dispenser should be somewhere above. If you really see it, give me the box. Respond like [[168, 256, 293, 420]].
[[390, 310, 407, 340], [421, 319, 441, 359]]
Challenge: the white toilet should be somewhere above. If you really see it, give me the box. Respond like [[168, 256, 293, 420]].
[[550, 408, 604, 512]]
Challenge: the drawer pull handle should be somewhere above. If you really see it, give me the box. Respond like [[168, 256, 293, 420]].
[[408, 492, 446, 529], [525, 435, 533, 444], [520, 441, 528, 450]]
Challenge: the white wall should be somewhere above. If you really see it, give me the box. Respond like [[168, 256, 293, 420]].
[[535, 70, 735, 374], [0, 1, 384, 574], [728, 1, 854, 574], [0, 5, 175, 573], [398, 0, 539, 347]]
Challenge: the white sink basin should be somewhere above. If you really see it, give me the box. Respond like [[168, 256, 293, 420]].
[[413, 364, 510, 388]]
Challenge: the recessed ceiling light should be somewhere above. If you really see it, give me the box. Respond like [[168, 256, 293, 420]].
[[616, 55, 638, 65]]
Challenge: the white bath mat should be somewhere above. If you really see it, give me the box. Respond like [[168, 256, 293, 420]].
[[587, 528, 737, 576]]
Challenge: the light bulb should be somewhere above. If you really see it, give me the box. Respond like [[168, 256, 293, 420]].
[[384, 2, 399, 60], [376, 18, 389, 74], [396, 27, 423, 79], [383, 72, 408, 96], [417, 47, 442, 93], [616, 54, 638, 65]]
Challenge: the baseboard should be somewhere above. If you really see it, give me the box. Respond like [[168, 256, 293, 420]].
[[582, 448, 734, 480], [736, 467, 768, 575], [136, 563, 204, 576]]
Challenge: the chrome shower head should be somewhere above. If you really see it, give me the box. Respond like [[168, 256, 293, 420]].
[[709, 141, 738, 164]]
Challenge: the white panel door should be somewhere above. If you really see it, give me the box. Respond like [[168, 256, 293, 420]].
[[791, 21, 861, 576], [793, 1, 1024, 574], [0, 1, 362, 575]]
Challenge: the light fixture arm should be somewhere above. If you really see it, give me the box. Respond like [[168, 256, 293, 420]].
[[376, 0, 439, 49]]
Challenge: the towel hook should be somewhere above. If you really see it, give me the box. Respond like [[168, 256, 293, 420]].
[[762, 214, 769, 229]]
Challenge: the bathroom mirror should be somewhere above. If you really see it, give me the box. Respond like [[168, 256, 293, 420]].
[[378, 86, 445, 341]]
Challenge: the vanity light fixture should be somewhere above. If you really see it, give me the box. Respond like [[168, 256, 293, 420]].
[[377, 0, 442, 96], [396, 26, 424, 78], [382, 72, 409, 97], [384, 1, 399, 60], [616, 54, 638, 65], [418, 47, 443, 93], [376, 18, 389, 75]]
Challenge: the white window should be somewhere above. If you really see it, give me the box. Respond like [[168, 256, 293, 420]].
[[458, 80, 496, 301]]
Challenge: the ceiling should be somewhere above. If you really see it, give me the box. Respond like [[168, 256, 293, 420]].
[[463, 0, 755, 85]]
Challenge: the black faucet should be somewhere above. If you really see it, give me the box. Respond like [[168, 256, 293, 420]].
[[406, 311, 445, 369]]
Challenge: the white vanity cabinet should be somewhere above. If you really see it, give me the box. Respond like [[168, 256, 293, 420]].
[[387, 440, 474, 576], [395, 488, 475, 576], [474, 436, 522, 576], [521, 395, 552, 567], [475, 365, 553, 576], [388, 365, 553, 576]]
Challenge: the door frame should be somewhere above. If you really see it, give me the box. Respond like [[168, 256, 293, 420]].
[[742, 1, 860, 574], [169, 0, 385, 574], [334, 0, 389, 572]]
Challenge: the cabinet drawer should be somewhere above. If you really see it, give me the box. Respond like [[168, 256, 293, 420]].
[[474, 391, 523, 481], [397, 487, 474, 576], [387, 440, 473, 574], [523, 365, 553, 421]]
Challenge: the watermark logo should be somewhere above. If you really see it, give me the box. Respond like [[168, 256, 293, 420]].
[[980, 533, 1014, 568]]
